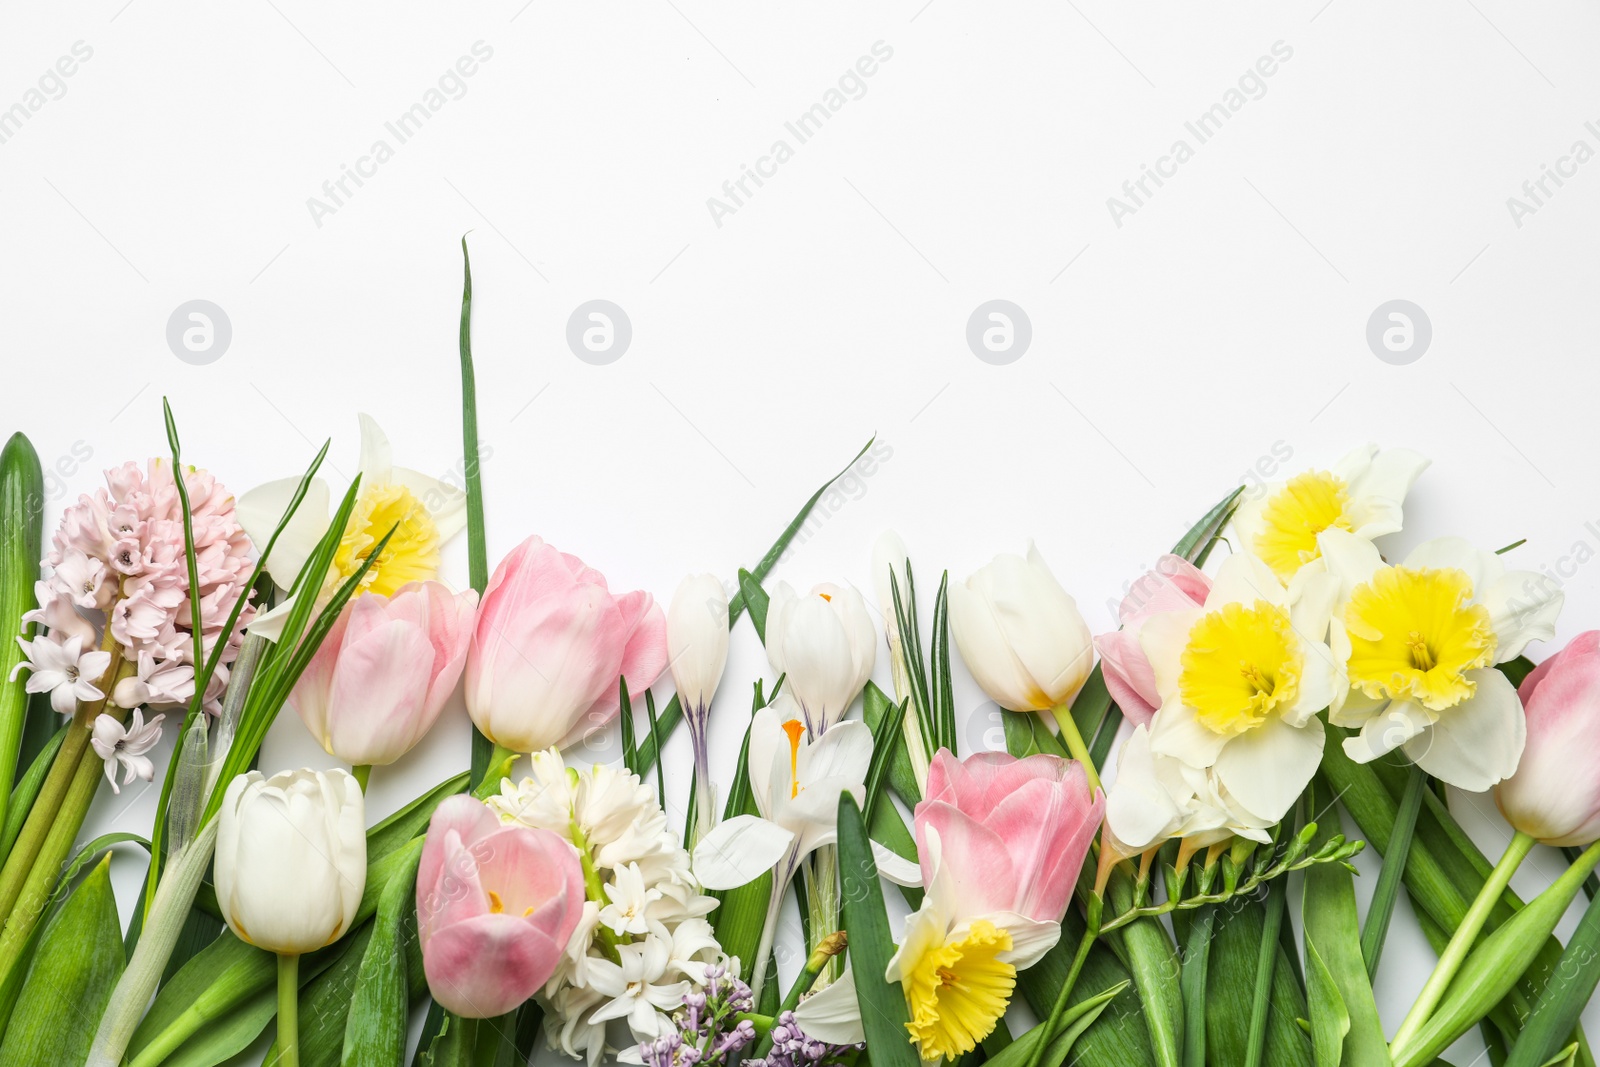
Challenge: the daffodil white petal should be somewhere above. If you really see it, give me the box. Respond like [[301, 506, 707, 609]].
[[1139, 608, 1204, 702], [1343, 700, 1433, 763], [1284, 644, 1336, 727], [1480, 569, 1563, 663], [1214, 716, 1324, 823], [1148, 696, 1229, 768], [1403, 669, 1526, 792], [356, 413, 394, 483], [390, 465, 469, 542], [690, 814, 794, 890], [982, 913, 1061, 970], [1206, 552, 1286, 611], [244, 595, 297, 642], [871, 841, 924, 886], [793, 966, 866, 1044], [1289, 571, 1339, 646], [1316, 528, 1384, 593], [235, 476, 331, 586], [1402, 537, 1493, 591], [1340, 446, 1430, 537]]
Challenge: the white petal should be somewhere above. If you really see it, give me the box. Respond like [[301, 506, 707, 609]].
[[983, 914, 1062, 970], [1138, 608, 1204, 703], [1206, 553, 1287, 611], [691, 815, 794, 890], [235, 477, 331, 586], [1213, 716, 1324, 823], [1285, 642, 1337, 727], [391, 466, 468, 543], [1404, 669, 1525, 792], [1343, 447, 1429, 538], [1480, 570, 1563, 664], [1316, 529, 1384, 597], [793, 966, 866, 1045], [356, 413, 394, 484], [245, 596, 297, 643], [871, 840, 924, 886], [1403, 537, 1493, 591], [800, 720, 872, 788], [1343, 700, 1432, 763], [1106, 725, 1185, 851], [1148, 696, 1229, 769]]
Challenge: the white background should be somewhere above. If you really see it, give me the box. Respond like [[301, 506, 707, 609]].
[[4, 1, 1600, 1063]]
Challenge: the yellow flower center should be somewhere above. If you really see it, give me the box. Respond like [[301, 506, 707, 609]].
[[1343, 566, 1495, 711], [1179, 601, 1302, 736], [904, 920, 1016, 1061], [334, 482, 441, 597], [1254, 470, 1353, 582]]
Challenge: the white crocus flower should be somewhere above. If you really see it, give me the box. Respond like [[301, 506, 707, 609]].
[[1142, 552, 1339, 825], [764, 582, 877, 733], [1317, 528, 1562, 791], [237, 414, 467, 638], [667, 573, 731, 846], [12, 632, 111, 715], [1231, 443, 1430, 591], [691, 693, 871, 998], [89, 710, 166, 794]]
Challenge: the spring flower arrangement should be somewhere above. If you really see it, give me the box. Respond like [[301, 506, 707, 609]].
[[3, 251, 1600, 1067]]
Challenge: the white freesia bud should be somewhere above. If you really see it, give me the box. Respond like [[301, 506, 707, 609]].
[[214, 768, 366, 954], [949, 542, 1094, 712], [667, 574, 730, 714], [765, 581, 877, 733]]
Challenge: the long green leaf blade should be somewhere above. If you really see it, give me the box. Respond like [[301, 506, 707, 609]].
[[837, 792, 917, 1067]]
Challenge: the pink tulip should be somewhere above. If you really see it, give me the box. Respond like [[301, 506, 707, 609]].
[[289, 581, 477, 766], [1495, 631, 1600, 847], [465, 535, 667, 752], [1093, 554, 1211, 727], [417, 795, 585, 1018], [914, 749, 1103, 923]]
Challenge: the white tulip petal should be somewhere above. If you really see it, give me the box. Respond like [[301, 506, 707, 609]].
[[691, 815, 794, 890], [1404, 669, 1526, 792]]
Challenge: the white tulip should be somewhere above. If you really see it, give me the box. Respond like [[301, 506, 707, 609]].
[[764, 581, 877, 733], [667, 574, 731, 717], [215, 768, 366, 955], [948, 542, 1095, 712]]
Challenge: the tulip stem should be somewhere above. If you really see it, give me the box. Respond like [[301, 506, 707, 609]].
[[277, 953, 299, 1067], [1025, 894, 1102, 1067], [1048, 704, 1102, 795], [351, 764, 371, 793], [1390, 829, 1536, 1056]]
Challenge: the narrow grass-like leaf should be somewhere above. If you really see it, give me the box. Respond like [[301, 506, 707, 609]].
[[837, 792, 918, 1067], [1304, 938, 1349, 1067], [0, 725, 63, 864], [162, 399, 208, 682], [342, 852, 417, 1065], [1245, 877, 1287, 1067], [1362, 763, 1424, 980], [644, 690, 666, 810], [863, 680, 921, 808], [458, 237, 493, 786], [1180, 907, 1212, 1067], [931, 571, 955, 754], [889, 568, 934, 744], [982, 981, 1129, 1067], [637, 440, 875, 774], [619, 679, 638, 776], [862, 696, 908, 826], [0, 434, 42, 856], [738, 568, 770, 643], [1172, 486, 1244, 561]]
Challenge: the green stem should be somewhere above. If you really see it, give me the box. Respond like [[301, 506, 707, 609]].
[[1362, 762, 1426, 980], [1025, 895, 1102, 1067], [277, 953, 299, 1067], [1390, 829, 1536, 1053], [351, 764, 371, 793], [1243, 877, 1286, 1067], [1048, 704, 1102, 794], [1180, 905, 1215, 1067]]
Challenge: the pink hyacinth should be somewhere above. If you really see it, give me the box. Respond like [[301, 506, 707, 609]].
[[416, 795, 585, 1018], [464, 535, 667, 753], [913, 749, 1103, 924], [21, 459, 257, 715], [1093, 554, 1211, 727]]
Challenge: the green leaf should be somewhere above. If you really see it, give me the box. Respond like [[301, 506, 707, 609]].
[[1303, 939, 1349, 1067], [1016, 902, 1157, 1067], [458, 236, 493, 786], [930, 571, 955, 753], [1360, 763, 1425, 980], [862, 680, 921, 808], [738, 568, 770, 643], [342, 854, 418, 1065], [1180, 906, 1212, 1067], [1205, 895, 1312, 1067], [1172, 486, 1244, 562], [1003, 710, 1068, 759], [981, 981, 1129, 1067], [837, 792, 918, 1067], [869, 793, 923, 910], [1244, 878, 1287, 1067], [1103, 867, 1182, 1067], [862, 695, 908, 826], [1504, 886, 1600, 1067], [0, 433, 42, 862], [619, 679, 639, 776], [0, 724, 64, 864], [0, 854, 123, 1066]]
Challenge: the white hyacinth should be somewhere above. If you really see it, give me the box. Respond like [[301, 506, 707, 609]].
[[487, 751, 722, 1066]]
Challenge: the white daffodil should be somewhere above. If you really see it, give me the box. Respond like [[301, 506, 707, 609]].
[[1104, 724, 1273, 864], [89, 709, 166, 794], [1232, 443, 1430, 590], [764, 582, 877, 733], [691, 693, 871, 998], [1318, 528, 1562, 791], [237, 414, 466, 638], [12, 632, 111, 715], [1141, 551, 1339, 825]]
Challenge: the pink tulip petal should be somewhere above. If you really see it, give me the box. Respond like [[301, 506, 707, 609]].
[[423, 914, 567, 1018], [915, 802, 1018, 916], [1095, 630, 1161, 727]]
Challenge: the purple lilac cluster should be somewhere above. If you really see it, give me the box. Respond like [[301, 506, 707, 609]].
[[741, 1011, 863, 1067], [639, 964, 757, 1067]]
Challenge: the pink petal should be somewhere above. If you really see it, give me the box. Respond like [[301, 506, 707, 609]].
[[1095, 630, 1160, 727], [422, 914, 567, 1018]]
